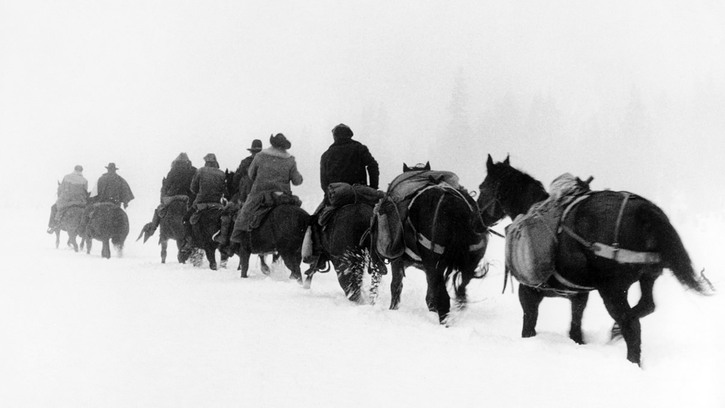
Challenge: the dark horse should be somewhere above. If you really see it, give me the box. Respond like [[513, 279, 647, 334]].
[[82, 202, 130, 259], [138, 198, 188, 264], [389, 163, 489, 324], [477, 155, 709, 364], [178, 205, 226, 270], [233, 204, 309, 280], [54, 205, 84, 252], [304, 202, 387, 303]]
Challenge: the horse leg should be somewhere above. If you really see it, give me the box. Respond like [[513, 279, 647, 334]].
[[259, 255, 271, 275], [161, 240, 168, 263], [569, 292, 589, 344], [600, 286, 641, 365], [389, 260, 405, 310], [85, 238, 92, 254], [55, 230, 60, 249], [102, 239, 111, 259], [206, 247, 217, 270], [367, 255, 386, 305], [632, 268, 660, 319], [281, 252, 303, 284], [303, 266, 316, 289], [519, 284, 545, 338], [239, 247, 251, 278], [69, 234, 79, 252], [337, 261, 363, 303], [425, 264, 450, 324]]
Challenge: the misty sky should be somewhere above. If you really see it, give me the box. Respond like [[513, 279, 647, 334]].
[[2, 0, 724, 215]]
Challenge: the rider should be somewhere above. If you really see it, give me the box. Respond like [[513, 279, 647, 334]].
[[95, 162, 134, 208], [47, 165, 89, 233], [215, 139, 263, 246], [231, 133, 303, 241], [185, 153, 228, 244], [141, 153, 197, 239], [306, 123, 379, 267]]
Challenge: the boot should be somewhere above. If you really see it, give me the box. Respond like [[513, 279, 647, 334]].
[[214, 214, 231, 245]]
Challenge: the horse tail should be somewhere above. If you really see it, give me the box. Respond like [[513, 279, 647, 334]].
[[438, 193, 473, 297], [642, 204, 710, 294]]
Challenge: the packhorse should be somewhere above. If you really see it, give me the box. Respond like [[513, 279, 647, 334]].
[[138, 197, 189, 264], [477, 155, 710, 365], [82, 201, 130, 259], [379, 163, 489, 324], [304, 198, 387, 303], [54, 205, 85, 252]]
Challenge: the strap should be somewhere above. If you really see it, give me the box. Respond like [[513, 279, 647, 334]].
[[612, 192, 630, 248]]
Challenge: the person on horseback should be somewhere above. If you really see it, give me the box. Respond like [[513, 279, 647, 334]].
[[230, 133, 303, 242], [141, 153, 197, 239], [94, 163, 134, 208], [306, 123, 379, 268], [184, 153, 228, 245], [214, 139, 263, 247], [47, 165, 88, 233]]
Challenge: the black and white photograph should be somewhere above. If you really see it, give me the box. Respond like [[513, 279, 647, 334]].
[[1, 1, 723, 407]]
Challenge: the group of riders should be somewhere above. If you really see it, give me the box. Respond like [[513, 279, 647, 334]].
[[48, 123, 379, 268]]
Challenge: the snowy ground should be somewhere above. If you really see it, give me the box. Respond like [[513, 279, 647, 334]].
[[1, 208, 723, 408]]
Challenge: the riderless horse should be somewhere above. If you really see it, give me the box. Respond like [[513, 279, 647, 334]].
[[477, 155, 710, 364]]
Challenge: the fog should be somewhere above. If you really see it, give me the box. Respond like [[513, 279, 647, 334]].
[[2, 0, 724, 216]]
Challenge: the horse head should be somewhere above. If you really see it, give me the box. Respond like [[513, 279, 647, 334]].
[[403, 161, 431, 172], [224, 169, 239, 202], [478, 154, 548, 224]]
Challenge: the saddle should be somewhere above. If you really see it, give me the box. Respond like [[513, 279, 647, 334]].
[[158, 195, 188, 218], [190, 202, 224, 225], [318, 183, 383, 227]]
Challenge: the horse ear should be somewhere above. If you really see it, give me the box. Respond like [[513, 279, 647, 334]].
[[424, 161, 430, 171], [486, 154, 494, 170], [504, 154, 510, 166], [403, 163, 410, 172]]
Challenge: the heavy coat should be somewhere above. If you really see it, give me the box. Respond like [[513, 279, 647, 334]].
[[233, 147, 303, 232], [96, 171, 134, 206], [248, 148, 303, 196], [191, 164, 227, 205], [320, 136, 379, 194], [56, 170, 88, 210], [162, 162, 197, 199]]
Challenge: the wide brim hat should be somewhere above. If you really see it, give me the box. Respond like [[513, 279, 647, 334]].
[[247, 139, 263, 153], [106, 162, 118, 171], [269, 133, 291, 150]]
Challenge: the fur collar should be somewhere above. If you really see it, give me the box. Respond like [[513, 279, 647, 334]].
[[260, 147, 292, 159]]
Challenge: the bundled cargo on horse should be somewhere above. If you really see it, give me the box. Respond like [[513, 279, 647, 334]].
[[317, 182, 383, 226]]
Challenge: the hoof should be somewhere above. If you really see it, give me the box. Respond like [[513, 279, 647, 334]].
[[209, 263, 217, 271]]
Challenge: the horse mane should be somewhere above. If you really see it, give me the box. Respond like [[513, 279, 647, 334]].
[[492, 161, 549, 209]]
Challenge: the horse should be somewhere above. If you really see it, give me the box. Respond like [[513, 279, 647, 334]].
[[82, 202, 130, 259], [234, 204, 310, 281], [386, 163, 489, 324], [138, 198, 188, 264], [54, 205, 85, 252], [477, 154, 710, 365], [304, 202, 387, 303], [178, 205, 226, 270]]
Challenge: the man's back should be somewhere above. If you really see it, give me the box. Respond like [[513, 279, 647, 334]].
[[321, 138, 379, 190], [97, 173, 134, 205], [164, 163, 197, 198], [192, 166, 227, 205]]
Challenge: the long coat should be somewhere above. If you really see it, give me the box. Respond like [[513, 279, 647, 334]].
[[320, 136, 379, 193], [96, 171, 134, 206], [190, 164, 227, 205], [56, 171, 88, 210], [162, 162, 197, 199], [233, 147, 303, 232]]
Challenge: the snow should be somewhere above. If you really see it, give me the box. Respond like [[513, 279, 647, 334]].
[[1, 208, 723, 408]]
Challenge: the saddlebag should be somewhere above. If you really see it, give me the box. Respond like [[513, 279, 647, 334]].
[[372, 196, 404, 259], [505, 206, 561, 287]]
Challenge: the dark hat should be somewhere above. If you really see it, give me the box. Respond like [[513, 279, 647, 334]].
[[203, 153, 218, 162], [74, 165, 83, 172], [175, 152, 190, 162], [106, 163, 118, 171], [247, 139, 263, 153], [269, 133, 291, 150], [332, 123, 353, 139]]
